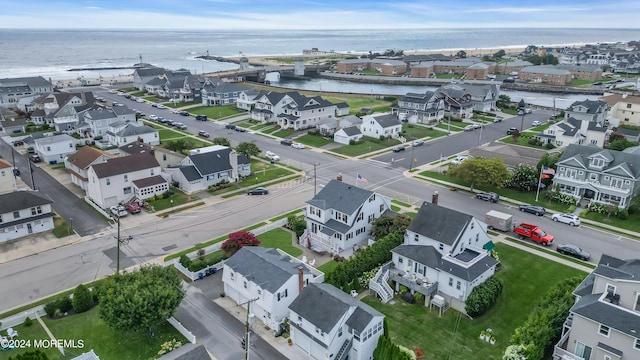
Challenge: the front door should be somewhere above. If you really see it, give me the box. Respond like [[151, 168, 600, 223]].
[[27, 223, 33, 234]]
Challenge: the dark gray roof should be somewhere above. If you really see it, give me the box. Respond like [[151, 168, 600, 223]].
[[372, 114, 401, 128], [132, 175, 167, 188], [558, 144, 640, 179], [145, 77, 167, 86], [568, 99, 609, 114], [134, 67, 166, 77], [180, 165, 202, 181], [112, 106, 134, 116], [189, 148, 232, 175], [307, 179, 374, 214], [407, 202, 472, 246], [289, 283, 382, 334], [587, 121, 607, 132], [85, 108, 116, 120], [157, 343, 212, 360], [0, 191, 53, 213], [439, 251, 498, 281], [392, 245, 442, 268], [341, 126, 361, 136], [224, 247, 311, 293], [571, 293, 640, 338], [594, 254, 640, 281], [91, 153, 159, 178], [345, 307, 374, 333], [114, 124, 157, 137]]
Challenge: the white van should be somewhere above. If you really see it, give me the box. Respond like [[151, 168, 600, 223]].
[[265, 151, 280, 161]]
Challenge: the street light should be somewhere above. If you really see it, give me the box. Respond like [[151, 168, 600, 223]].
[[518, 99, 526, 133], [409, 139, 415, 171]]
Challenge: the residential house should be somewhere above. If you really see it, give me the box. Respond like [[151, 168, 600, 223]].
[[222, 247, 324, 330], [435, 86, 474, 119], [86, 153, 166, 209], [81, 106, 139, 139], [106, 123, 159, 147], [164, 145, 250, 194], [469, 142, 547, 169], [518, 65, 572, 85], [556, 64, 603, 81], [553, 254, 640, 360], [0, 159, 16, 194], [360, 113, 402, 139], [565, 99, 610, 125], [201, 83, 248, 106], [602, 93, 640, 127], [288, 282, 385, 360], [552, 143, 640, 209], [236, 88, 263, 111], [157, 70, 193, 100], [64, 146, 114, 191], [157, 344, 212, 360], [0, 76, 53, 110], [34, 134, 77, 164], [616, 127, 640, 143], [251, 91, 338, 131], [133, 66, 167, 91], [536, 118, 608, 148], [334, 126, 363, 145], [393, 91, 445, 124], [29, 92, 96, 131], [370, 202, 498, 312], [302, 179, 391, 254], [410, 62, 434, 78], [119, 142, 185, 169], [0, 116, 28, 134], [318, 114, 360, 137], [0, 191, 55, 243]]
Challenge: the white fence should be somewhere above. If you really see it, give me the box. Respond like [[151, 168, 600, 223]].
[[167, 316, 196, 344]]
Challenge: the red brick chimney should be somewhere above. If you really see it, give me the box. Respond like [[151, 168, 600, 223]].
[[298, 266, 305, 293]]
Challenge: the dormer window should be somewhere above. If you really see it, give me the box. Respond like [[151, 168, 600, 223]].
[[590, 158, 604, 168]]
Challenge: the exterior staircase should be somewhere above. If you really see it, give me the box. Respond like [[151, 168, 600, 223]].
[[369, 262, 393, 303], [335, 338, 353, 360]]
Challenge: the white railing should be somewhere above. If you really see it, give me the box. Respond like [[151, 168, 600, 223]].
[[167, 316, 196, 344], [369, 262, 393, 303]]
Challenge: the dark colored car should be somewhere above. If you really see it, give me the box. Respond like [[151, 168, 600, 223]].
[[195, 114, 207, 121], [476, 192, 499, 203], [179, 111, 190, 116], [280, 139, 293, 146], [29, 154, 41, 163], [519, 204, 546, 216], [235, 127, 246, 132], [556, 243, 590, 261], [506, 127, 519, 135], [225, 124, 236, 130], [198, 130, 210, 138], [247, 187, 269, 195], [13, 140, 24, 147], [393, 145, 405, 152]]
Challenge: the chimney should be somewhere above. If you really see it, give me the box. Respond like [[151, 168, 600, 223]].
[[298, 266, 305, 293], [432, 191, 439, 205]]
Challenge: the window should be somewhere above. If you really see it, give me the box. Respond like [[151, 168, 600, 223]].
[[0, 215, 2, 224], [106, 178, 111, 186], [398, 258, 403, 264], [243, 281, 247, 289], [627, 103, 632, 109], [599, 324, 610, 337], [338, 327, 343, 337], [414, 234, 419, 242], [635, 338, 640, 351], [357, 212, 364, 221], [124, 174, 128, 182], [379, 204, 384, 212], [31, 206, 42, 215], [449, 278, 453, 286], [456, 281, 461, 290], [334, 211, 348, 223], [257, 289, 262, 297], [230, 272, 234, 280], [13, 211, 20, 219], [439, 244, 444, 251], [575, 342, 592, 359], [606, 284, 616, 296], [123, 187, 131, 195]]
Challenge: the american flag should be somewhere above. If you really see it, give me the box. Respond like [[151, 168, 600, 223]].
[[357, 173, 368, 183]]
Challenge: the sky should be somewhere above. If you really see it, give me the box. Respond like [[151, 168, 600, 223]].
[[0, 0, 639, 30]]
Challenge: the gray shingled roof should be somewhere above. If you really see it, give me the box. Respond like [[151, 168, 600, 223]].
[[341, 126, 361, 136], [85, 108, 117, 120], [407, 202, 471, 246], [114, 124, 157, 137], [392, 245, 442, 268], [188, 148, 232, 176], [571, 293, 640, 339], [90, 153, 159, 178], [595, 254, 640, 281], [372, 113, 400, 128], [307, 179, 373, 214], [224, 247, 311, 293], [520, 65, 571, 75], [558, 144, 640, 179], [289, 283, 382, 334], [180, 166, 201, 181], [132, 175, 167, 188], [0, 191, 53, 213], [568, 99, 609, 114], [157, 343, 211, 360], [439, 252, 499, 281]]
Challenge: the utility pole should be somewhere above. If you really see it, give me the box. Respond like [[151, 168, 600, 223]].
[[116, 215, 121, 274], [313, 163, 319, 196], [409, 139, 415, 171], [28, 159, 35, 190], [240, 298, 259, 360]]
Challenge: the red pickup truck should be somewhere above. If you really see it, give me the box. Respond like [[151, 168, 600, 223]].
[[514, 223, 554, 245]]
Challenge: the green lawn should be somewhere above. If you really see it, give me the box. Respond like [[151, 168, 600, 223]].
[[498, 131, 549, 149], [146, 190, 200, 211], [159, 129, 186, 139], [362, 243, 586, 360], [271, 129, 296, 138], [402, 124, 448, 141], [294, 134, 334, 147], [581, 211, 640, 233], [239, 162, 296, 186], [332, 137, 401, 157], [189, 105, 245, 119], [317, 260, 339, 274], [256, 228, 303, 257], [165, 101, 197, 108]]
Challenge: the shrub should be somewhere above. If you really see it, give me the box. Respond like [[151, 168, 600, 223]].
[[72, 284, 94, 313], [616, 209, 629, 219], [414, 292, 425, 305], [44, 295, 73, 318], [465, 276, 503, 317], [23, 316, 33, 327]]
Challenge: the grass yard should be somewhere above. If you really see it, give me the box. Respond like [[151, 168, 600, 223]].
[[436, 122, 464, 132], [316, 260, 339, 274], [332, 137, 401, 157], [363, 243, 586, 360], [402, 124, 448, 141], [239, 162, 295, 186], [159, 129, 186, 140], [256, 228, 303, 257], [271, 129, 296, 138], [581, 211, 640, 233], [189, 105, 245, 119], [498, 131, 549, 149], [294, 134, 334, 147], [43, 307, 186, 360], [146, 190, 200, 211], [165, 101, 197, 108]]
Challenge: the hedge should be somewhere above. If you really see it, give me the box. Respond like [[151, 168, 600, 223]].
[[465, 276, 503, 317]]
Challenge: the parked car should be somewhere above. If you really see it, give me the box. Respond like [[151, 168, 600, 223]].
[[124, 203, 141, 214], [198, 130, 210, 138], [235, 127, 246, 132], [515, 223, 554, 245], [493, 117, 502, 123], [517, 110, 525, 115], [136, 98, 144, 103], [109, 205, 128, 218], [179, 111, 190, 116], [265, 151, 280, 161], [225, 124, 236, 130], [450, 156, 468, 165], [175, 123, 187, 130], [525, 108, 533, 114], [551, 213, 581, 226], [280, 139, 293, 146], [247, 187, 269, 195], [412, 139, 424, 147], [556, 243, 590, 261], [531, 120, 541, 126], [463, 125, 474, 131], [519, 204, 546, 216], [12, 140, 24, 147], [476, 192, 499, 203], [148, 114, 159, 121], [156, 104, 167, 109], [472, 123, 482, 129], [291, 142, 305, 149], [151, 103, 158, 108], [506, 127, 519, 135], [195, 115, 208, 121], [392, 145, 405, 152], [29, 154, 41, 163]]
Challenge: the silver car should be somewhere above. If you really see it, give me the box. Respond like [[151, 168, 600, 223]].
[[551, 213, 581, 226]]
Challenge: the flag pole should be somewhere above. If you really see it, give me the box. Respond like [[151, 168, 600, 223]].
[[535, 166, 544, 202]]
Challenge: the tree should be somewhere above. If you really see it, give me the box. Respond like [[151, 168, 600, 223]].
[[608, 131, 626, 143], [221, 231, 260, 257], [97, 265, 184, 332], [72, 284, 93, 313], [212, 137, 231, 147], [496, 94, 512, 108], [8, 350, 49, 360], [507, 164, 539, 192], [236, 142, 261, 159], [368, 213, 411, 239], [455, 50, 467, 58], [447, 158, 511, 191], [608, 138, 637, 151], [164, 138, 193, 153], [493, 49, 506, 58]]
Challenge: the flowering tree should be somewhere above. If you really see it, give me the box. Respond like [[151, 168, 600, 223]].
[[221, 231, 260, 257]]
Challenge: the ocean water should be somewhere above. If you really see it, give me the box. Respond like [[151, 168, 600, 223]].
[[0, 28, 638, 80]]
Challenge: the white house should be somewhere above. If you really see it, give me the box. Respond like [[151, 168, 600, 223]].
[[165, 145, 250, 194], [81, 106, 138, 139], [537, 118, 608, 148], [371, 202, 499, 312], [302, 179, 391, 254], [565, 99, 610, 124], [289, 283, 385, 360], [0, 76, 54, 110], [0, 159, 16, 194], [601, 93, 640, 127], [86, 153, 165, 209], [222, 247, 324, 330], [106, 123, 160, 147], [251, 91, 338, 130], [200, 83, 248, 106], [0, 191, 55, 243], [393, 91, 446, 124], [34, 134, 77, 164], [236, 88, 263, 111], [118, 142, 185, 169], [360, 113, 402, 139], [64, 146, 113, 191], [334, 126, 363, 145], [29, 92, 96, 131]]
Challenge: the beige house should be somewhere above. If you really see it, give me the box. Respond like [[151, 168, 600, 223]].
[[602, 93, 640, 127]]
